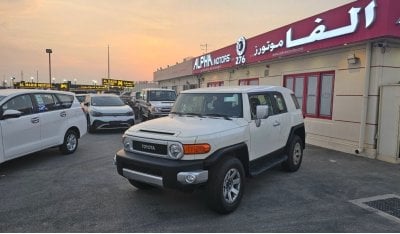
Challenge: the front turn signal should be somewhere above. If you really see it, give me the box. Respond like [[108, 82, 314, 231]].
[[183, 144, 211, 155]]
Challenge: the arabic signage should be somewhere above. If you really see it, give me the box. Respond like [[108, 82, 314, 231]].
[[102, 78, 134, 87], [76, 84, 107, 90], [16, 82, 53, 89], [192, 0, 400, 74]]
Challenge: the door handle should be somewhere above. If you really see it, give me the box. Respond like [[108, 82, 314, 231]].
[[273, 121, 280, 127], [31, 117, 39, 124], [60, 111, 66, 117]]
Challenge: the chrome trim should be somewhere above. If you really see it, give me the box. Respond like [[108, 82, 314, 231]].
[[177, 171, 208, 184], [122, 168, 163, 187]]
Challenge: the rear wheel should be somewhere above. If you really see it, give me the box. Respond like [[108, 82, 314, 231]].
[[207, 157, 245, 214], [282, 135, 303, 172], [60, 129, 78, 154], [128, 179, 154, 190]]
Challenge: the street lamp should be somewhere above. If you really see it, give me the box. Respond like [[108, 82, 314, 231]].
[[46, 49, 52, 88], [10, 77, 15, 88]]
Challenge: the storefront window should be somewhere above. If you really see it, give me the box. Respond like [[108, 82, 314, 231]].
[[207, 81, 224, 87], [320, 74, 334, 117], [238, 78, 259, 86], [284, 71, 334, 119]]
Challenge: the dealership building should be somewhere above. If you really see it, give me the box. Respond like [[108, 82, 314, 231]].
[[153, 0, 400, 164]]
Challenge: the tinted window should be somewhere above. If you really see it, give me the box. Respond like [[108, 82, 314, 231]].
[[248, 93, 273, 119], [291, 94, 301, 109], [172, 93, 242, 118], [91, 96, 124, 106], [56, 94, 74, 109], [33, 94, 59, 112], [271, 93, 288, 114], [2, 94, 34, 116], [148, 90, 176, 101]]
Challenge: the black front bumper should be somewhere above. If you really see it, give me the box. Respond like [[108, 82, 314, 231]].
[[115, 150, 205, 189]]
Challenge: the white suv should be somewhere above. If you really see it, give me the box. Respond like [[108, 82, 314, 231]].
[[115, 86, 305, 213], [82, 94, 135, 132], [0, 89, 87, 164]]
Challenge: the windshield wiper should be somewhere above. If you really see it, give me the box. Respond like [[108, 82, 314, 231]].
[[170, 111, 184, 116], [204, 113, 232, 120], [170, 112, 203, 118], [184, 112, 204, 118]]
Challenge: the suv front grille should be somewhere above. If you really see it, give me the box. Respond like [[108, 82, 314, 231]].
[[132, 140, 168, 155]]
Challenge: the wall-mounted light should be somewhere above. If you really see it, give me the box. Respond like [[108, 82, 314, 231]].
[[347, 53, 359, 65]]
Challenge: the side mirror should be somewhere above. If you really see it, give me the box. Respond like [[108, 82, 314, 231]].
[[256, 105, 269, 119], [1, 109, 22, 120]]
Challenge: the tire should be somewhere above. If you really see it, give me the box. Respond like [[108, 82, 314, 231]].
[[128, 179, 154, 190], [59, 129, 79, 154], [87, 115, 95, 133], [207, 157, 245, 214], [282, 135, 303, 172]]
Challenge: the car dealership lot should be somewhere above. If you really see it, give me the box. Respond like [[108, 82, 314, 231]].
[[1, 131, 400, 232]]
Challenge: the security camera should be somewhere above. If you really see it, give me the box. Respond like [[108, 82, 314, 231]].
[[377, 42, 387, 48]]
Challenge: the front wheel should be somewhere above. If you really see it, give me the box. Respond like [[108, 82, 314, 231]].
[[59, 129, 79, 154], [282, 135, 303, 172], [207, 157, 245, 214]]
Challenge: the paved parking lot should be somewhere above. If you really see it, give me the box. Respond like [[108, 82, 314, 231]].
[[1, 131, 400, 232]]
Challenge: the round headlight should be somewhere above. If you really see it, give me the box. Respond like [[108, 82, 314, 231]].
[[168, 143, 183, 159], [122, 136, 131, 151]]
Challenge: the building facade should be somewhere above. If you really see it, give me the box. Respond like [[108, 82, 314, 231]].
[[153, 0, 400, 163]]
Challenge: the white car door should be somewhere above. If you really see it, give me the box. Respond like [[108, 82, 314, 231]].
[[249, 93, 282, 160], [33, 93, 66, 148], [0, 94, 41, 160]]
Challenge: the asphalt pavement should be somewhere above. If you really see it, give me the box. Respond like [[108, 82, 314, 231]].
[[0, 131, 400, 232]]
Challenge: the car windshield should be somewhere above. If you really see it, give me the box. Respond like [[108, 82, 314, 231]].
[[171, 93, 243, 118], [0, 96, 5, 102], [91, 96, 124, 106], [76, 96, 85, 103], [148, 90, 176, 101]]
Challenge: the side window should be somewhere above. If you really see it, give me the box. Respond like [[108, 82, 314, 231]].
[[248, 93, 273, 119], [56, 94, 74, 109], [291, 93, 301, 109], [2, 94, 34, 116], [271, 92, 288, 114], [33, 94, 58, 112]]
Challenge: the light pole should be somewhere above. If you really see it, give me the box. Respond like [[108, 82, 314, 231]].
[[11, 77, 15, 88], [46, 49, 52, 89]]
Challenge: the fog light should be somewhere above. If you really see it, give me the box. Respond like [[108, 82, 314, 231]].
[[185, 174, 197, 184]]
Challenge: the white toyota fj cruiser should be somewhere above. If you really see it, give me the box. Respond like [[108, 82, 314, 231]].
[[115, 86, 305, 213]]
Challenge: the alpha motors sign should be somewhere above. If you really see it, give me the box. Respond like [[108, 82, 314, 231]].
[[192, 0, 400, 74]]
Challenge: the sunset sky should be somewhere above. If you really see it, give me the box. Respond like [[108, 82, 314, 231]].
[[0, 0, 353, 84]]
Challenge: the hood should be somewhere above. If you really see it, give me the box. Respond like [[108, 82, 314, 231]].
[[126, 115, 246, 138], [91, 105, 132, 113]]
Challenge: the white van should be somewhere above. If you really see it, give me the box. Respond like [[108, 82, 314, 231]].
[[0, 89, 87, 164]]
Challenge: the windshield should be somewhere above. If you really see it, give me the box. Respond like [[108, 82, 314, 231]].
[[0, 96, 5, 102], [148, 90, 176, 101], [171, 93, 243, 118], [91, 96, 125, 106]]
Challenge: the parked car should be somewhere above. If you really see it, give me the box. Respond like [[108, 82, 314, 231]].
[[0, 89, 87, 164], [115, 86, 305, 213], [75, 94, 87, 103], [82, 94, 135, 133], [137, 88, 176, 120]]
